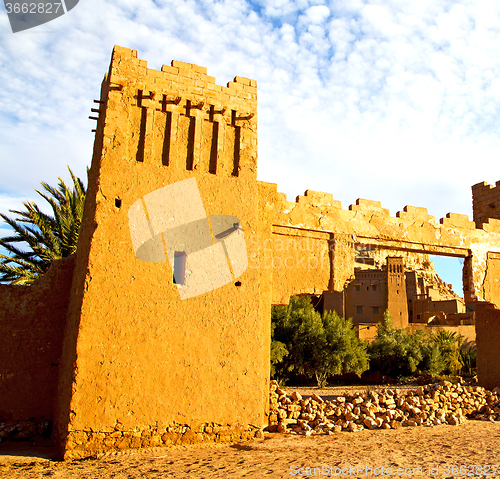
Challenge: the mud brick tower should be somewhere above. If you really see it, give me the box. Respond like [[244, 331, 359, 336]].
[[386, 257, 408, 329], [54, 46, 269, 459]]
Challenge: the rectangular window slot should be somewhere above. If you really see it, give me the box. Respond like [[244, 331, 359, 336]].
[[173, 251, 187, 285], [209, 120, 218, 174], [162, 111, 172, 166], [136, 106, 147, 162], [186, 116, 195, 170], [232, 124, 240, 177]]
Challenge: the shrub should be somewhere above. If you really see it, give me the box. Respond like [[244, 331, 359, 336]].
[[368, 310, 425, 379], [428, 330, 463, 375], [459, 341, 477, 376], [271, 296, 369, 387]]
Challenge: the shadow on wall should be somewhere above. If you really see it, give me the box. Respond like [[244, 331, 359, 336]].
[[0, 256, 75, 430]]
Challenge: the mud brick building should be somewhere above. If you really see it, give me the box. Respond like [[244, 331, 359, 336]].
[[1, 46, 500, 459]]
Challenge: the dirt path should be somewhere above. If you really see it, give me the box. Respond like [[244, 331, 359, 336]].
[[1, 420, 499, 479]]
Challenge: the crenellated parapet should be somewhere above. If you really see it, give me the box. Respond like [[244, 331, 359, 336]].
[[269, 187, 498, 243], [396, 205, 435, 223], [472, 181, 500, 227], [440, 213, 476, 230], [260, 186, 500, 305], [350, 199, 390, 216], [96, 45, 257, 180], [296, 190, 341, 208]]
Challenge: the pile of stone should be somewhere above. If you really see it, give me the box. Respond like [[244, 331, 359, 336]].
[[267, 380, 500, 435], [0, 418, 52, 442]]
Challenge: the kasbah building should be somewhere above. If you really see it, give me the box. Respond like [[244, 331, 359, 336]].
[[1, 45, 500, 459]]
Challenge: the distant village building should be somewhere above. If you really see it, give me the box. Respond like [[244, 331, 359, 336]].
[[319, 256, 475, 339]]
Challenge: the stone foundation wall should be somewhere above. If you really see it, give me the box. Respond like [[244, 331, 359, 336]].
[[64, 424, 263, 460], [0, 418, 52, 442]]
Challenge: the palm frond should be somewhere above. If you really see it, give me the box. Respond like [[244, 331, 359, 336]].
[[0, 166, 87, 284]]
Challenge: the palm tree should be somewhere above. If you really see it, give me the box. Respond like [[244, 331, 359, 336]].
[[430, 330, 463, 375], [0, 167, 87, 285]]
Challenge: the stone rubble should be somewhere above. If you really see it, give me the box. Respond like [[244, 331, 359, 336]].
[[267, 380, 500, 435], [0, 418, 52, 442]]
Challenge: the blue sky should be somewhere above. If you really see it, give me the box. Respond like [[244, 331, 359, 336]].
[[2, 0, 500, 293]]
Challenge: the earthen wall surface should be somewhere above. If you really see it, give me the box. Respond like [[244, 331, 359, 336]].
[[54, 46, 267, 460], [408, 324, 476, 343], [475, 302, 500, 390], [320, 291, 345, 318], [0, 256, 74, 422]]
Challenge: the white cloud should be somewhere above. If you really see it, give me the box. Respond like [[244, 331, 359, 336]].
[[0, 194, 26, 219], [1, 0, 500, 227], [304, 5, 330, 24]]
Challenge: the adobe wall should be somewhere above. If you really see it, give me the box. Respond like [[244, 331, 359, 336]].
[[0, 256, 74, 423], [259, 187, 500, 308], [408, 324, 476, 344], [475, 302, 500, 390], [54, 46, 268, 460]]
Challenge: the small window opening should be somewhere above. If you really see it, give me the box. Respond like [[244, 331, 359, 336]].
[[357, 306, 363, 314], [373, 307, 379, 314], [173, 251, 187, 285], [115, 198, 122, 208], [235, 281, 242, 287], [372, 285, 377, 291], [356, 285, 360, 291]]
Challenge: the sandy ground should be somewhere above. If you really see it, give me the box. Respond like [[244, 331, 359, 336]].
[[1, 422, 500, 478], [1, 387, 500, 479]]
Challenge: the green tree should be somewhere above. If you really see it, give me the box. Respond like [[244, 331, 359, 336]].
[[289, 303, 327, 385], [420, 341, 448, 377], [368, 310, 425, 379], [459, 341, 477, 376], [312, 311, 369, 387], [429, 330, 463, 375], [270, 317, 289, 378], [0, 167, 87, 285], [270, 296, 369, 387], [270, 296, 314, 384]]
